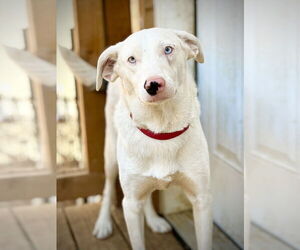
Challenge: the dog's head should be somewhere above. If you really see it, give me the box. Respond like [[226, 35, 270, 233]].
[[96, 28, 204, 103]]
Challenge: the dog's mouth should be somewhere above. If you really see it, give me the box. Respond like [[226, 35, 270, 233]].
[[139, 89, 177, 105]]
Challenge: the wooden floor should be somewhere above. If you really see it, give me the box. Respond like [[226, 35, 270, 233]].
[[58, 203, 185, 250], [1, 202, 240, 250], [249, 224, 296, 250], [58, 203, 240, 250], [0, 203, 56, 250], [166, 211, 240, 250]]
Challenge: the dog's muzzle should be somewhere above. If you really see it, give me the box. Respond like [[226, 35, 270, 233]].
[[144, 77, 165, 96]]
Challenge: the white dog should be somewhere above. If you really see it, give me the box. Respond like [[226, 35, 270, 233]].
[[93, 28, 212, 250]]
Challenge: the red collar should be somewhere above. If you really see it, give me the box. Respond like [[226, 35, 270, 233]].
[[130, 113, 189, 140]]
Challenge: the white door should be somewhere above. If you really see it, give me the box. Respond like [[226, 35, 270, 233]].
[[196, 0, 244, 247], [154, 0, 197, 214], [245, 0, 300, 248]]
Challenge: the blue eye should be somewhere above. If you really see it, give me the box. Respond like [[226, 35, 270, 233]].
[[164, 46, 173, 55], [128, 56, 136, 64]]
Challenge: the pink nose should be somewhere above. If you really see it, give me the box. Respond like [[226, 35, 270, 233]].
[[144, 77, 166, 96]]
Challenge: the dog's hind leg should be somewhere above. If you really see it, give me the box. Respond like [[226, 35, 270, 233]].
[[144, 194, 172, 233]]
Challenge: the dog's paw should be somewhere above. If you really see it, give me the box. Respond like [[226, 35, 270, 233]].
[[93, 217, 113, 239], [147, 216, 172, 233]]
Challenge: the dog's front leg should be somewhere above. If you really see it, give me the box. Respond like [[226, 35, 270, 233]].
[[120, 173, 154, 250], [191, 193, 212, 250], [122, 196, 146, 250], [178, 171, 212, 250]]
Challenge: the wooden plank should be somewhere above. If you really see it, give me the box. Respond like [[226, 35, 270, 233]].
[[73, 0, 131, 171], [65, 203, 130, 250], [166, 210, 240, 250], [26, 0, 56, 62], [57, 173, 104, 201], [250, 224, 294, 250], [13, 204, 56, 250], [130, 0, 154, 32], [0, 200, 31, 208], [73, 0, 106, 173], [112, 207, 184, 250], [166, 210, 196, 249], [130, 0, 145, 32], [0, 173, 55, 201], [103, 0, 132, 45], [57, 200, 76, 209], [26, 0, 56, 171], [212, 225, 241, 250], [0, 208, 32, 250], [57, 207, 77, 250], [144, 0, 154, 28]]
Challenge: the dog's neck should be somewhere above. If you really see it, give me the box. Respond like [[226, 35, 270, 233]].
[[122, 73, 200, 133]]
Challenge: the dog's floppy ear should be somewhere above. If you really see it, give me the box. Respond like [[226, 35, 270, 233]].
[[174, 30, 204, 63], [96, 43, 121, 91]]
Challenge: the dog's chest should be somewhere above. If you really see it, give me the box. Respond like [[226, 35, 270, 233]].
[[117, 130, 188, 179], [142, 158, 180, 180], [123, 131, 188, 177], [115, 100, 196, 179], [151, 174, 175, 190]]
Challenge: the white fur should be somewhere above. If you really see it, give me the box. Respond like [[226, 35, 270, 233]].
[[93, 28, 212, 250]]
